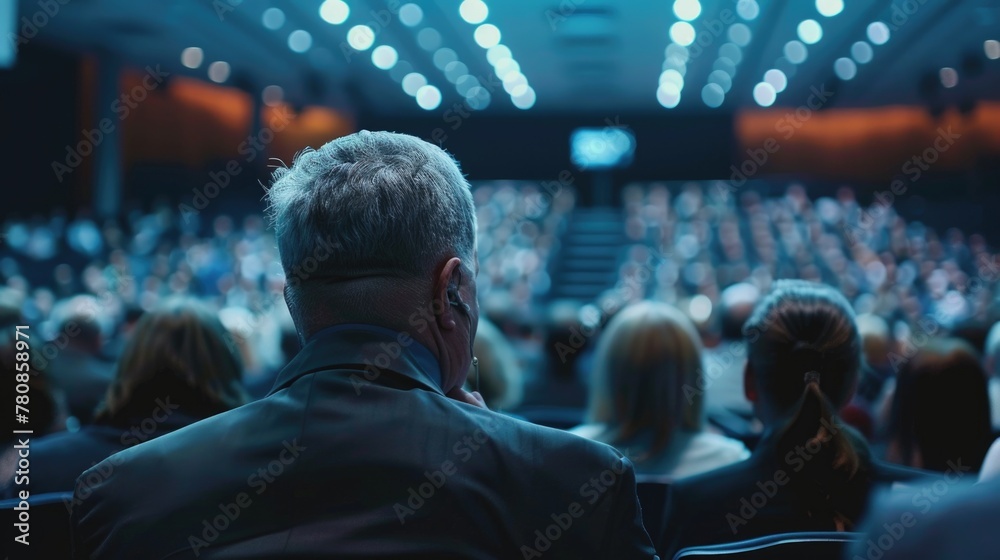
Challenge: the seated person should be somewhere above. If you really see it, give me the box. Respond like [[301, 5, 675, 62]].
[[659, 280, 933, 558], [703, 282, 760, 417], [853, 476, 992, 560], [571, 301, 749, 478], [71, 131, 657, 559], [2, 297, 247, 496], [520, 303, 592, 410], [41, 296, 115, 425], [885, 338, 992, 472]]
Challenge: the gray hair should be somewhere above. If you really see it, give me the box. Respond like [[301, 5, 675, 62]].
[[266, 131, 476, 283]]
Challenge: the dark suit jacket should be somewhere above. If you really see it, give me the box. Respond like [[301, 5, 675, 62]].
[[71, 324, 658, 559], [2, 411, 199, 498], [658, 427, 940, 559]]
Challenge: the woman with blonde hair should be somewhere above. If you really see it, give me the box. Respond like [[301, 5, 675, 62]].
[[571, 300, 748, 477]]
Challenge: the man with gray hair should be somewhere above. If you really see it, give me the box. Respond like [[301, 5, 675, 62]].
[[71, 131, 658, 559]]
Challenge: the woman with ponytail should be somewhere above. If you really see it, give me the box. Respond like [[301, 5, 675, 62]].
[[658, 280, 934, 558]]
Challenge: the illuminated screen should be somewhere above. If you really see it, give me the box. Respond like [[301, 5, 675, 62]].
[[570, 127, 636, 170]]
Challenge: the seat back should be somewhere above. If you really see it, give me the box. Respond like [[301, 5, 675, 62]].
[[0, 491, 74, 559], [635, 475, 672, 540], [673, 531, 862, 560]]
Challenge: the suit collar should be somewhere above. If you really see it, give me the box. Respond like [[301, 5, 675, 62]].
[[267, 323, 444, 396]]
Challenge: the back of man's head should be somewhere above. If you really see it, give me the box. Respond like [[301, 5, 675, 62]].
[[266, 131, 476, 334]]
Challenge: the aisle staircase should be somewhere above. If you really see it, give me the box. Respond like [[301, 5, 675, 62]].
[[548, 207, 625, 302]]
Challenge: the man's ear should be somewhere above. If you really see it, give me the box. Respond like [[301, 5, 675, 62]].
[[744, 362, 758, 403], [434, 257, 464, 331]]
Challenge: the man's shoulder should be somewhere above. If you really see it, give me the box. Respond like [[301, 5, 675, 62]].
[[478, 408, 622, 453], [76, 398, 283, 494]]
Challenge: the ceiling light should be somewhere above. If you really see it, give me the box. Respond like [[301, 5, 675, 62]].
[[816, 0, 844, 18], [460, 0, 489, 24], [347, 25, 375, 50], [416, 85, 442, 110], [753, 82, 776, 106], [371, 45, 398, 70], [669, 21, 696, 46], [181, 47, 203, 69], [319, 0, 349, 25], [797, 20, 823, 44], [867, 22, 890, 45]]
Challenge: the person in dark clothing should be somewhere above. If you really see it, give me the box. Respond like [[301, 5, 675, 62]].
[[71, 131, 657, 559], [658, 280, 936, 558], [42, 306, 114, 425], [1, 297, 247, 497]]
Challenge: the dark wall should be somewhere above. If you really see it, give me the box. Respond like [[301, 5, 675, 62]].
[[357, 112, 737, 190], [1, 44, 80, 216]]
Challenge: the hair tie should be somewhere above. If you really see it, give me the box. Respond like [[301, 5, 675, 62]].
[[804, 370, 821, 385]]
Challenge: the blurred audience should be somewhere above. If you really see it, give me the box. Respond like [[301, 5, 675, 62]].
[[886, 338, 992, 472], [0, 175, 997, 555], [703, 282, 759, 417], [1, 297, 247, 496], [39, 295, 114, 425], [571, 301, 749, 477], [520, 302, 592, 410], [465, 317, 524, 411]]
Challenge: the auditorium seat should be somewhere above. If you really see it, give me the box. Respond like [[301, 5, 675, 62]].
[[635, 475, 672, 540], [0, 491, 74, 558], [672, 531, 862, 560]]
